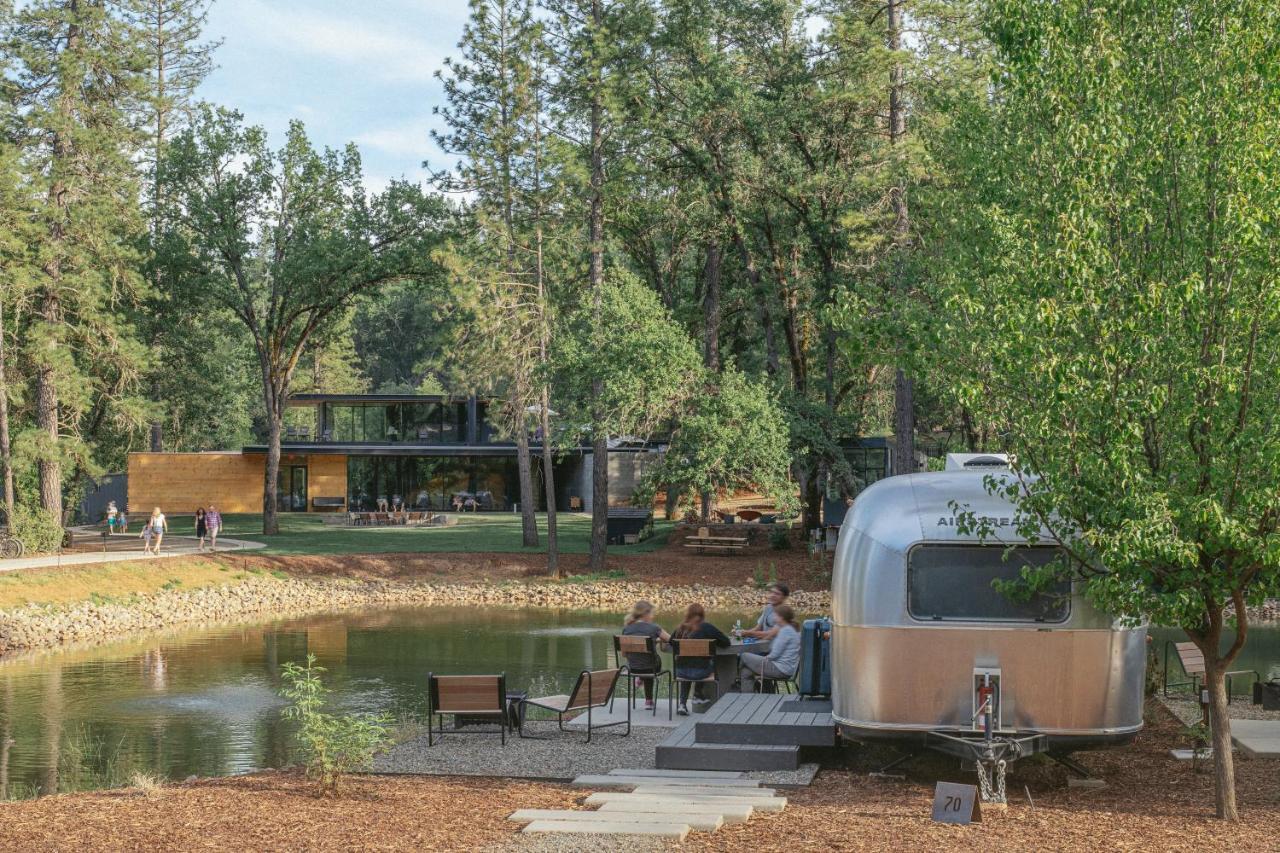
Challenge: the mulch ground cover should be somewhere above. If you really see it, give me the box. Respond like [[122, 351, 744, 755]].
[[0, 704, 1273, 851], [239, 527, 831, 592]]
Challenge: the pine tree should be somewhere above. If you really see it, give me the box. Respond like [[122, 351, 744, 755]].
[[5, 0, 150, 522]]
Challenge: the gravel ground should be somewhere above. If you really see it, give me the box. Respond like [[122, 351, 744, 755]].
[[483, 832, 669, 852], [1160, 694, 1280, 725], [376, 722, 672, 779]]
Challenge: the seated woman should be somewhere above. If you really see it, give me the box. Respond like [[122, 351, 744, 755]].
[[739, 604, 801, 693], [669, 603, 730, 716], [622, 600, 670, 711]]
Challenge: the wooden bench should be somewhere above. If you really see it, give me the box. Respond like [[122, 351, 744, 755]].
[[427, 673, 509, 745], [1162, 641, 1259, 702], [684, 530, 749, 554], [312, 496, 346, 510]]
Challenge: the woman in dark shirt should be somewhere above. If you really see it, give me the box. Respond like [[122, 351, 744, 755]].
[[622, 600, 670, 710], [670, 603, 730, 715]]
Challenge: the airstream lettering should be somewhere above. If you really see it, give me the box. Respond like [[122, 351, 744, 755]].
[[831, 468, 1147, 764]]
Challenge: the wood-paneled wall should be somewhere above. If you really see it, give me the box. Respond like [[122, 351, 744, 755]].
[[127, 452, 349, 514], [128, 452, 265, 514]]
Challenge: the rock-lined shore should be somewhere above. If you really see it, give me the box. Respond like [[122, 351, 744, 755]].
[[0, 574, 832, 654]]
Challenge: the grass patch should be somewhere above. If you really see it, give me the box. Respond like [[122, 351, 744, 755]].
[[559, 569, 627, 584], [0, 557, 249, 611], [219, 512, 675, 557]]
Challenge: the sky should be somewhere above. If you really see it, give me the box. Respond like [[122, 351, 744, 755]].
[[199, 0, 472, 193]]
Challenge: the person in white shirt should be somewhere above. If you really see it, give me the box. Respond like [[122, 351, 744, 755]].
[[148, 507, 168, 555]]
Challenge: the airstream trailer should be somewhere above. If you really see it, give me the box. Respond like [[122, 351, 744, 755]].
[[830, 460, 1146, 768]]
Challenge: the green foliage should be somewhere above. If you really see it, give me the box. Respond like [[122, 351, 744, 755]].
[[553, 269, 701, 441], [935, 0, 1280, 818], [279, 654, 392, 794], [10, 503, 64, 553], [769, 526, 791, 551], [637, 366, 796, 516]]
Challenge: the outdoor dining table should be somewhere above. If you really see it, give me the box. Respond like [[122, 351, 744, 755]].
[[704, 637, 772, 708]]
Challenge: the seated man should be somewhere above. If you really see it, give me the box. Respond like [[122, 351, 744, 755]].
[[741, 583, 790, 641], [739, 604, 800, 693]]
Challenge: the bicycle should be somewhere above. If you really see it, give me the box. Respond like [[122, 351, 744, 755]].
[[0, 529, 22, 559]]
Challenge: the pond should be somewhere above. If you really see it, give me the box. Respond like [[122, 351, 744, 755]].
[[0, 605, 755, 799], [0, 606, 1275, 800]]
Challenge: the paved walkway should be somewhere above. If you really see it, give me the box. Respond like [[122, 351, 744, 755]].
[[0, 532, 265, 573]]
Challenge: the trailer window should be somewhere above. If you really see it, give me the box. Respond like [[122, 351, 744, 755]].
[[908, 545, 1070, 623]]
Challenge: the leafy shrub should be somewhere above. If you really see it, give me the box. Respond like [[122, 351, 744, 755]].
[[769, 526, 791, 550], [280, 654, 392, 794], [10, 503, 64, 553]]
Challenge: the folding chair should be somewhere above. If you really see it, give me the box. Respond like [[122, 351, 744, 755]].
[[671, 637, 721, 710], [613, 634, 673, 720]]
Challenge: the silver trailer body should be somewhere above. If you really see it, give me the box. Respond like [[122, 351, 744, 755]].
[[831, 470, 1146, 750]]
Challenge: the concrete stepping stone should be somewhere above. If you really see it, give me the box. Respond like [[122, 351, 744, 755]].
[[510, 809, 723, 832], [585, 792, 787, 813], [597, 800, 753, 824], [605, 768, 744, 780], [572, 774, 760, 788], [521, 820, 690, 840]]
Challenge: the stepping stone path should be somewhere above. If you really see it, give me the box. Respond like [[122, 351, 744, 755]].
[[509, 767, 788, 840]]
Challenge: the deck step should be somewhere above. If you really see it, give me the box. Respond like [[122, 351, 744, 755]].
[[521, 820, 690, 839], [696, 720, 835, 746], [656, 739, 800, 771], [571, 774, 760, 789], [596, 801, 753, 824], [629, 784, 777, 799], [605, 768, 744, 780], [509, 809, 723, 832], [587, 792, 784, 813]]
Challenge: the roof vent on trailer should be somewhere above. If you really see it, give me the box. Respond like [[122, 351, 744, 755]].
[[944, 453, 1010, 471]]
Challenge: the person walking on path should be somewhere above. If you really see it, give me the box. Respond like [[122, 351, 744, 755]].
[[118, 509, 128, 534], [205, 505, 222, 551], [147, 507, 168, 555], [105, 501, 119, 533], [194, 507, 208, 551], [739, 604, 801, 693]]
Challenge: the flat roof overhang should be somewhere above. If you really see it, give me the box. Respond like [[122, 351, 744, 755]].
[[286, 393, 487, 406], [243, 443, 534, 457]]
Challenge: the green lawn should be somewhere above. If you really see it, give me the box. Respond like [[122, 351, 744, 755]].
[[218, 512, 674, 556]]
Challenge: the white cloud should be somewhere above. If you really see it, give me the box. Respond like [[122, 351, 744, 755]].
[[355, 117, 439, 160], [218, 0, 448, 84]]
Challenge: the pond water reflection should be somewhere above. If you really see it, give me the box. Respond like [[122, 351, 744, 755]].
[[0, 605, 752, 799]]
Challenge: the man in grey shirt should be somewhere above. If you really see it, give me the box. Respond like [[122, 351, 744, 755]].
[[742, 583, 790, 641], [739, 604, 800, 692]]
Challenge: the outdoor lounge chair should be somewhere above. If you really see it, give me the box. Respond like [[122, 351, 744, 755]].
[[1162, 641, 1259, 703], [613, 634, 673, 720], [519, 668, 627, 743], [426, 673, 509, 746], [670, 638, 721, 707]]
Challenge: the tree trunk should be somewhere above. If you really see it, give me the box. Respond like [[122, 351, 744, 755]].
[[887, 0, 914, 476], [801, 465, 822, 532], [1202, 660, 1238, 820], [586, 0, 608, 572], [35, 287, 62, 520], [538, 388, 559, 577], [514, 404, 538, 546], [893, 368, 915, 475], [0, 298, 14, 524], [702, 241, 721, 372], [262, 391, 282, 536]]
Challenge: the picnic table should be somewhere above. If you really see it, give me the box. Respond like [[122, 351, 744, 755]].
[[684, 534, 749, 554]]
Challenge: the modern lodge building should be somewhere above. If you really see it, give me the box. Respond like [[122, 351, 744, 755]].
[[126, 394, 661, 515]]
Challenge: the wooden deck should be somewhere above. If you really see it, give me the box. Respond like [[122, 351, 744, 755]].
[[656, 693, 835, 771]]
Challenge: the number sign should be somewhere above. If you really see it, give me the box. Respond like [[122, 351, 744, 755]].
[[931, 781, 982, 824]]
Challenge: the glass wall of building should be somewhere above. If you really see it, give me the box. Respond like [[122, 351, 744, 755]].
[[346, 455, 521, 511], [324, 401, 477, 444]]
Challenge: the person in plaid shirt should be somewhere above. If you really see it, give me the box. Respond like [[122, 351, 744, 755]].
[[205, 505, 223, 551]]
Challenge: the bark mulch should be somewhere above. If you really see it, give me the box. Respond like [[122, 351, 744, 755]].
[[2, 705, 1271, 851], [697, 704, 1280, 852], [0, 772, 580, 852]]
